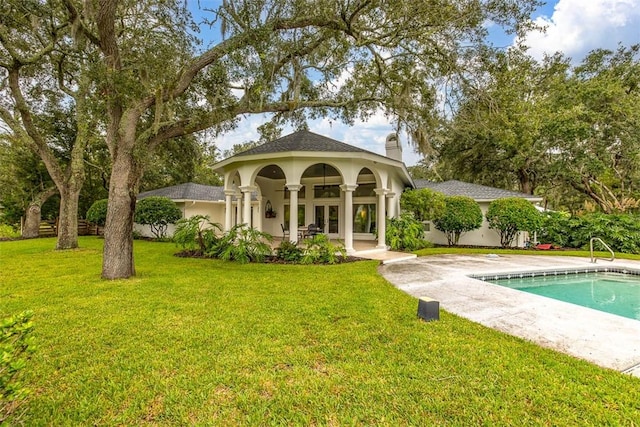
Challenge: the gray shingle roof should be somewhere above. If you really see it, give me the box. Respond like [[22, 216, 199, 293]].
[[137, 183, 226, 202], [231, 130, 374, 158], [413, 179, 541, 201]]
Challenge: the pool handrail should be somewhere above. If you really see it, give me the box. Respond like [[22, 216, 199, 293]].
[[590, 237, 615, 263]]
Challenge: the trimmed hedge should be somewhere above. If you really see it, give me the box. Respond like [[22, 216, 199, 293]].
[[433, 196, 483, 246], [487, 197, 542, 248]]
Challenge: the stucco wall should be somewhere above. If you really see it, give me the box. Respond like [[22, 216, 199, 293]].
[[257, 176, 283, 237], [134, 201, 227, 238], [423, 201, 529, 248]]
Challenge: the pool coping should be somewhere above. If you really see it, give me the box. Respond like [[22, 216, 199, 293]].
[[378, 254, 640, 377], [469, 265, 640, 281]]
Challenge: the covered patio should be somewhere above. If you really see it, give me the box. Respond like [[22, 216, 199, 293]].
[[213, 131, 413, 254]]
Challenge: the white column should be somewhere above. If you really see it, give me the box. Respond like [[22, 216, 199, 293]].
[[341, 184, 357, 254], [375, 188, 387, 249], [386, 192, 396, 218], [240, 186, 255, 228], [287, 184, 301, 243], [236, 191, 243, 225], [255, 196, 263, 232], [224, 190, 235, 231]]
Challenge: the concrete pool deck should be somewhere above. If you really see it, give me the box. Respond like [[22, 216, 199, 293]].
[[378, 254, 640, 377]]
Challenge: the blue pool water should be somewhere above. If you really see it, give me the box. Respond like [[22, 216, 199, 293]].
[[485, 271, 640, 321]]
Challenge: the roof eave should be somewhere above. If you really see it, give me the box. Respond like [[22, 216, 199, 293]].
[[474, 197, 543, 203], [213, 150, 410, 174]]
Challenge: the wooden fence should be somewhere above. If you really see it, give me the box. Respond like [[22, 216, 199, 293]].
[[38, 219, 103, 237]]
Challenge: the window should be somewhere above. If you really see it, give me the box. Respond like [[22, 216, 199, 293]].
[[353, 204, 376, 233], [284, 186, 306, 199], [354, 183, 376, 197], [314, 185, 340, 198], [284, 204, 306, 228]]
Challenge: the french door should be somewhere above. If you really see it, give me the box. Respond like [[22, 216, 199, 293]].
[[314, 204, 339, 235]]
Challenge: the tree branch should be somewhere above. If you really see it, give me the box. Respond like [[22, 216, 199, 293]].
[[5, 68, 67, 187], [62, 0, 101, 46], [143, 96, 377, 152]]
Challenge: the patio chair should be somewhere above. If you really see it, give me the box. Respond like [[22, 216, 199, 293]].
[[303, 224, 322, 239], [280, 223, 290, 240]]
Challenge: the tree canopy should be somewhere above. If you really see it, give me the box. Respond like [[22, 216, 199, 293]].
[[544, 45, 640, 213], [430, 44, 640, 214]]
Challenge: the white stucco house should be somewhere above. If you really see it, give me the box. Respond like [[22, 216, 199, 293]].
[[137, 130, 542, 250]]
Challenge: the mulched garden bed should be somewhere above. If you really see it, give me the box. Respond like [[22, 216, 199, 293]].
[[174, 250, 367, 264]]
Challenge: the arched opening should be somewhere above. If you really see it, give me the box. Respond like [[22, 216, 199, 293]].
[[354, 168, 378, 235], [254, 164, 287, 236], [226, 170, 241, 191], [302, 163, 344, 235]]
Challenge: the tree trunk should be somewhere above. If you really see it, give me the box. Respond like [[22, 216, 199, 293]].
[[518, 168, 535, 195], [55, 187, 81, 249], [22, 186, 58, 238], [101, 148, 140, 279], [56, 129, 87, 248], [23, 204, 43, 238]]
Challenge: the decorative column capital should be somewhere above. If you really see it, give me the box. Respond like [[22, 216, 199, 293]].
[[340, 184, 358, 192], [385, 192, 396, 198], [286, 184, 302, 192], [374, 188, 389, 196], [224, 189, 236, 197], [239, 185, 257, 193]]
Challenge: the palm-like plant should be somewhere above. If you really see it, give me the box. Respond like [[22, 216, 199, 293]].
[[173, 215, 222, 254], [217, 224, 273, 263]]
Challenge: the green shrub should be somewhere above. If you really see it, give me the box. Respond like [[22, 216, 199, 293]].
[[132, 229, 145, 240], [174, 215, 222, 254], [216, 224, 273, 263], [487, 198, 541, 248], [0, 224, 20, 239], [539, 212, 640, 253], [385, 213, 431, 251], [134, 196, 182, 239], [1, 311, 36, 424], [300, 234, 347, 264], [538, 211, 577, 247], [276, 240, 303, 262], [433, 196, 483, 246], [400, 188, 446, 222], [86, 199, 108, 226]]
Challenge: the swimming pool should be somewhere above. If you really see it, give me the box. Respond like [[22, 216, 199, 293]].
[[478, 268, 640, 321]]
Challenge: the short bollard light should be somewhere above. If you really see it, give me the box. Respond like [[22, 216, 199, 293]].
[[417, 297, 439, 321]]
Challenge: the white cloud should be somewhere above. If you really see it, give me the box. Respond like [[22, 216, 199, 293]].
[[310, 113, 422, 166], [522, 0, 640, 62], [215, 110, 422, 166]]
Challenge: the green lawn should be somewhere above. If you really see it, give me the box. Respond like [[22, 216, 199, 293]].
[[1, 237, 639, 425]]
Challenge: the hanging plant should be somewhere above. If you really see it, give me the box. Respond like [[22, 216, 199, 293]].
[[265, 200, 276, 218]]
